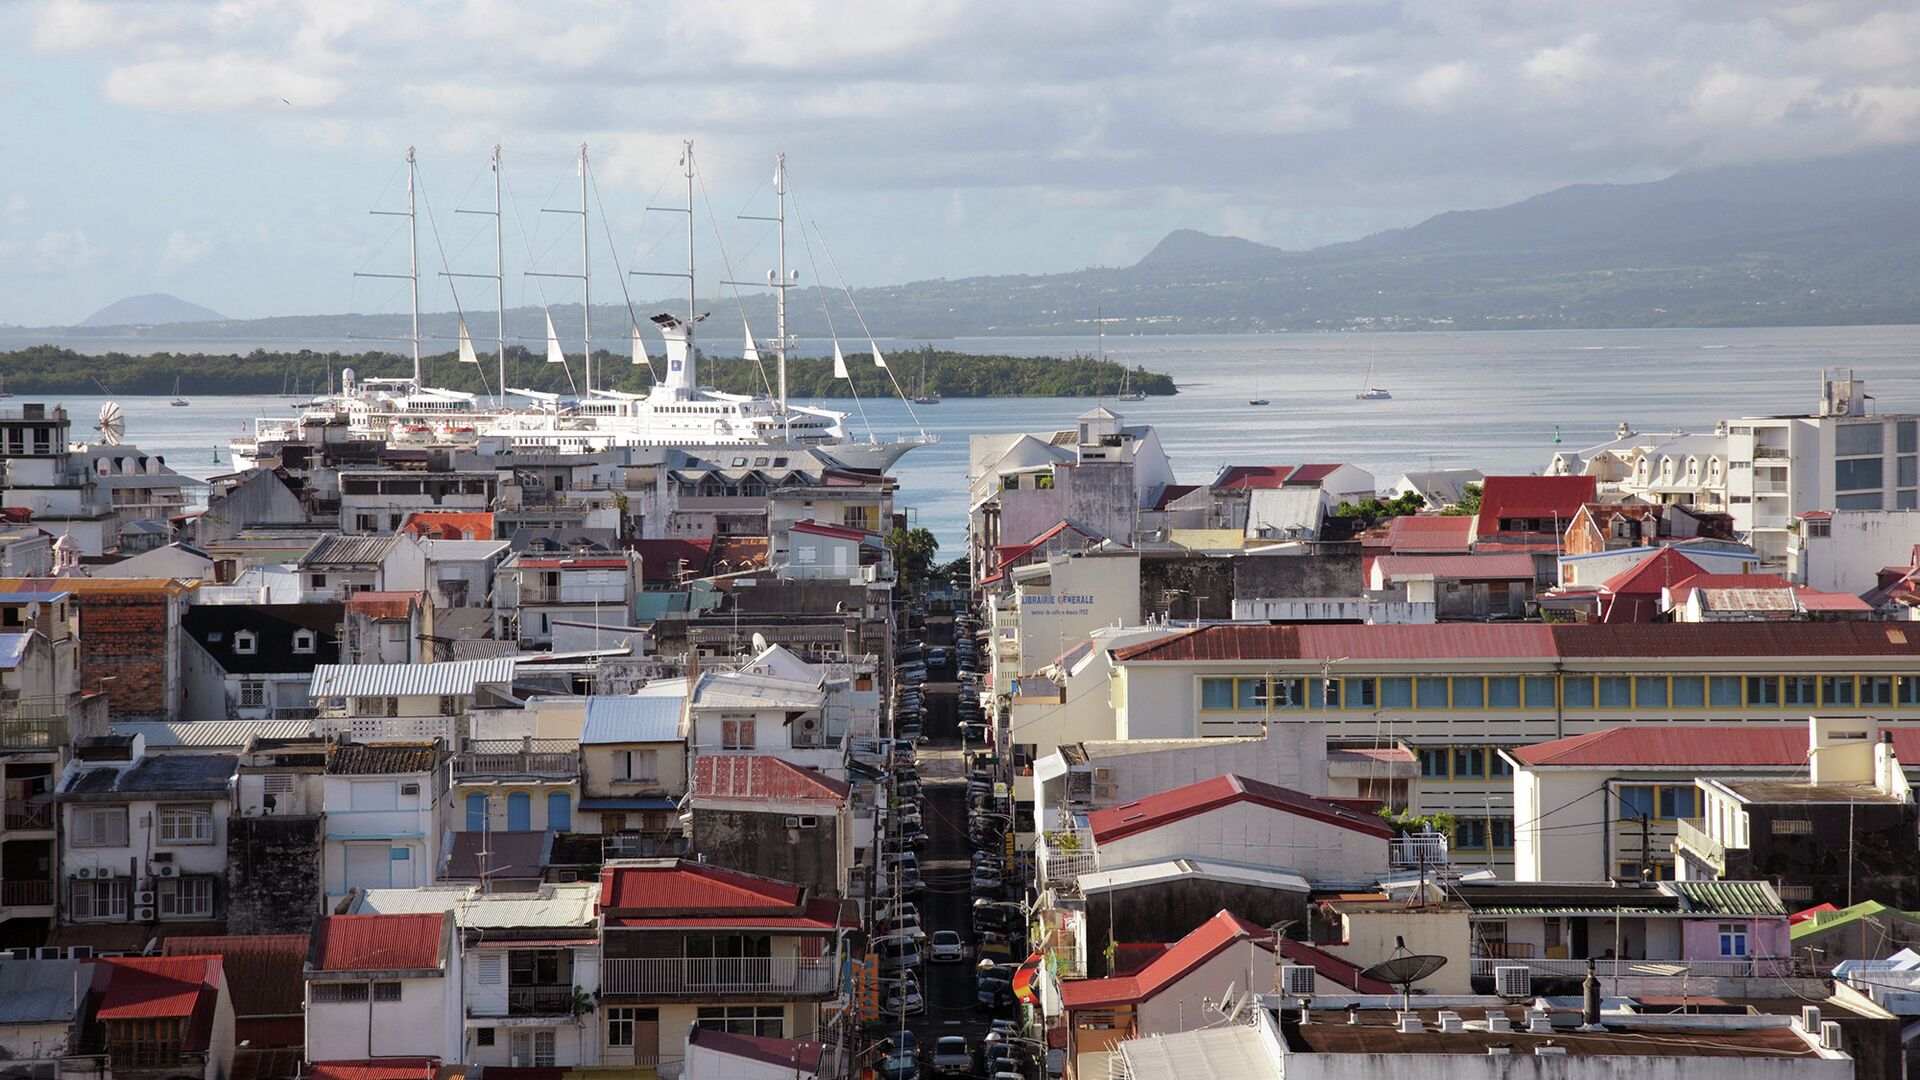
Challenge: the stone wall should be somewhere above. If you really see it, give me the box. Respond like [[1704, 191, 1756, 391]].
[[226, 814, 323, 934]]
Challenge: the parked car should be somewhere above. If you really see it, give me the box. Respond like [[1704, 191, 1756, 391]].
[[883, 983, 926, 1016], [977, 931, 1015, 962], [929, 930, 966, 963], [975, 975, 1016, 1012], [876, 1049, 919, 1080], [928, 647, 950, 667], [878, 937, 923, 973], [931, 1037, 972, 1075]]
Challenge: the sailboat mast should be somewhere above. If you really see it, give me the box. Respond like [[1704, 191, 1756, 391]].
[[775, 152, 788, 415], [407, 146, 421, 389], [494, 145, 506, 406], [580, 143, 592, 395], [684, 140, 697, 330]]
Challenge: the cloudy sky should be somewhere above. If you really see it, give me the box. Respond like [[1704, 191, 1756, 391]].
[[3, 0, 1918, 325]]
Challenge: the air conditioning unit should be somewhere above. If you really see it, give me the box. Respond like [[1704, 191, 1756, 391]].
[[155, 865, 179, 878], [1494, 966, 1532, 1000], [95, 867, 115, 879], [401, 783, 421, 796], [133, 907, 155, 922], [134, 891, 156, 907], [75, 867, 95, 880], [785, 816, 802, 828], [1280, 965, 1317, 996], [799, 816, 818, 829], [1821, 1021, 1844, 1050]]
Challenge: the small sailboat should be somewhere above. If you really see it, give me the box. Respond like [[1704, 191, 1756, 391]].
[[910, 352, 940, 404], [1102, 312, 1145, 401], [1356, 358, 1391, 400], [1248, 368, 1269, 406], [169, 377, 189, 407]]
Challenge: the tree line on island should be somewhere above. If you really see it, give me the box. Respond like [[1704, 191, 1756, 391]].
[[0, 344, 1176, 399]]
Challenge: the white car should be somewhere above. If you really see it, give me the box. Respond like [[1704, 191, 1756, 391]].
[[929, 929, 966, 963]]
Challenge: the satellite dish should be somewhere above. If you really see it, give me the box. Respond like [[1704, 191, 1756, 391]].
[[96, 402, 125, 445], [751, 632, 768, 653], [1361, 954, 1449, 1011]]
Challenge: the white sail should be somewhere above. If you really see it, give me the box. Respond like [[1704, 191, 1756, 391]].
[[631, 322, 648, 366], [743, 321, 761, 364], [545, 313, 565, 364], [457, 317, 479, 364], [832, 341, 849, 380], [871, 344, 888, 369]]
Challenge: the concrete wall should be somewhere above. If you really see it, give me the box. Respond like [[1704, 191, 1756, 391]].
[[1019, 554, 1142, 664], [307, 972, 460, 1063], [1233, 554, 1365, 602], [1140, 555, 1234, 622], [226, 813, 322, 934], [691, 806, 842, 897], [1102, 881, 1308, 947], [1794, 509, 1920, 593], [1096, 801, 1386, 883], [1000, 461, 1139, 548]]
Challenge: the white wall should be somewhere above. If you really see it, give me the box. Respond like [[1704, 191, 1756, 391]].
[[306, 971, 460, 1064], [1096, 801, 1386, 882], [321, 773, 443, 903], [1794, 509, 1920, 593], [1133, 941, 1273, 1037]]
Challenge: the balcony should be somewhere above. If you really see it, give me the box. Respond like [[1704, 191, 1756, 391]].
[[453, 739, 580, 780], [4, 799, 53, 831], [1037, 832, 1097, 899], [601, 956, 837, 998], [2, 879, 53, 907], [507, 985, 579, 1016], [1470, 956, 1777, 979], [0, 711, 65, 751], [1673, 818, 1726, 871], [1390, 833, 1450, 870], [317, 714, 459, 744], [1753, 447, 1791, 460]]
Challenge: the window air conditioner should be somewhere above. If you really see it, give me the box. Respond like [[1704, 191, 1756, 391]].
[[155, 865, 179, 878], [1494, 966, 1532, 1000], [134, 891, 156, 907], [75, 867, 95, 880], [401, 783, 421, 796], [133, 907, 155, 922], [1280, 965, 1316, 997]]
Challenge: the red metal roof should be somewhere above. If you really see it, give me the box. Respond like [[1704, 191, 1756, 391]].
[[1669, 572, 1793, 592], [691, 755, 850, 804], [1601, 548, 1710, 597], [346, 591, 420, 620], [1060, 910, 1271, 1008], [164, 934, 308, 1018], [599, 859, 805, 916], [1113, 621, 1920, 663], [630, 539, 714, 581], [1511, 725, 1920, 769], [687, 1027, 827, 1073], [789, 519, 877, 542], [1474, 475, 1597, 538], [605, 898, 846, 932], [400, 511, 494, 540], [1278, 938, 1394, 994], [310, 913, 446, 972], [1213, 465, 1295, 490], [95, 955, 220, 1021], [1383, 515, 1475, 554], [1087, 773, 1394, 845], [995, 520, 1096, 569], [306, 1060, 440, 1080], [1373, 554, 1537, 580]]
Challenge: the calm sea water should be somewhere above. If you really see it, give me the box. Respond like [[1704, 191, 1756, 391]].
[[31, 324, 1920, 552]]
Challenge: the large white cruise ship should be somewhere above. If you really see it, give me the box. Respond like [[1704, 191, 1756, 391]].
[[231, 143, 933, 473]]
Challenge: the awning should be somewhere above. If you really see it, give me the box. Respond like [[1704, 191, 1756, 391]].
[[1012, 951, 1043, 1004]]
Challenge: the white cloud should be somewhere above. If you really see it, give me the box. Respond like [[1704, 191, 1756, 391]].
[[0, 228, 105, 271], [159, 229, 216, 271]]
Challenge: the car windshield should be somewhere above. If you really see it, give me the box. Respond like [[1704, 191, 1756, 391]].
[[933, 931, 960, 944]]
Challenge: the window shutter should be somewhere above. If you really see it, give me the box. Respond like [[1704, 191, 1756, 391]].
[[477, 954, 504, 985]]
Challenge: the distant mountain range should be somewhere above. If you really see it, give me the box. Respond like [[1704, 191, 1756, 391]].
[[78, 293, 226, 327], [24, 146, 1920, 345]]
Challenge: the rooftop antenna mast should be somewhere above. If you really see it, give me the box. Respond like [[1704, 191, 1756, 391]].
[[450, 145, 508, 406], [357, 146, 423, 389], [530, 144, 592, 393]]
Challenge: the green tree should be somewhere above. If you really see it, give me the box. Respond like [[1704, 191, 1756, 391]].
[[1441, 482, 1483, 517], [887, 526, 940, 587]]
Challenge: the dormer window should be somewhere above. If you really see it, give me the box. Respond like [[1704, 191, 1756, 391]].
[[292, 629, 316, 655], [233, 631, 257, 655]]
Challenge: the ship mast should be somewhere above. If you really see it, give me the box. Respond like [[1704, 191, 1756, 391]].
[[357, 146, 423, 390], [450, 146, 509, 405], [733, 152, 799, 426], [580, 143, 592, 395], [685, 140, 697, 332]]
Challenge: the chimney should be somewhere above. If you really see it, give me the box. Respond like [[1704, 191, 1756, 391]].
[[1582, 958, 1602, 1028]]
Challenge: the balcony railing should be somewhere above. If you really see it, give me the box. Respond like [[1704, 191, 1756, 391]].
[[4, 800, 52, 830], [2, 880, 53, 907], [1471, 956, 1774, 979], [1673, 818, 1725, 870], [0, 713, 65, 751], [1390, 833, 1450, 869], [1037, 832, 1097, 898], [601, 956, 837, 998], [507, 985, 579, 1016], [453, 739, 580, 779]]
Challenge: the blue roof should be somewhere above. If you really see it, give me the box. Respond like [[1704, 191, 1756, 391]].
[[581, 695, 683, 744], [0, 633, 31, 671], [0, 591, 69, 604]]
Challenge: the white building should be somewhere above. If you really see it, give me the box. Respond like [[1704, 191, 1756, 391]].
[[305, 910, 464, 1065], [296, 533, 428, 603], [1547, 422, 1729, 510], [1789, 508, 1920, 594], [319, 742, 448, 909], [57, 737, 235, 927], [308, 657, 517, 744]]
